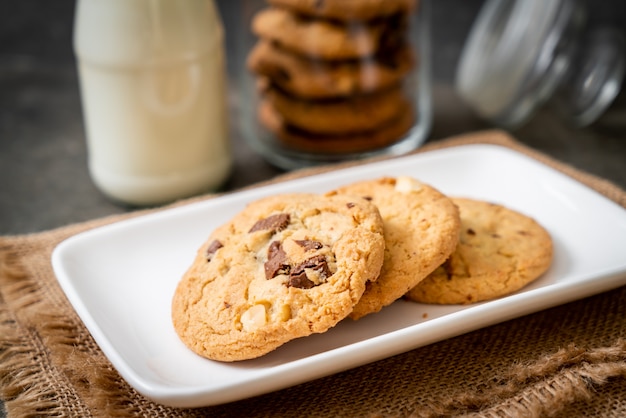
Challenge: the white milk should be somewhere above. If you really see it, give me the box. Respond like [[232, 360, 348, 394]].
[[74, 0, 231, 206]]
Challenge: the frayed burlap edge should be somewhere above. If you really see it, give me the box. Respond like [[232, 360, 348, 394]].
[[0, 245, 91, 417], [411, 341, 626, 418], [1, 130, 625, 417]]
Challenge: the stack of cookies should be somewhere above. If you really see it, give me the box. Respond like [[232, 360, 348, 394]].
[[172, 176, 554, 362], [247, 0, 419, 154]]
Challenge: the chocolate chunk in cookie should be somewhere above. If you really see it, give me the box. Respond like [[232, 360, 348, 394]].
[[204, 240, 223, 262], [249, 213, 291, 233], [265, 241, 291, 279], [294, 239, 324, 251]]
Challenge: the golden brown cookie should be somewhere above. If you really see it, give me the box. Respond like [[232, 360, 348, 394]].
[[405, 198, 554, 305], [263, 84, 410, 135], [267, 0, 418, 21], [247, 40, 415, 99], [329, 177, 461, 319], [171, 193, 385, 361], [258, 99, 415, 154], [251, 7, 403, 60]]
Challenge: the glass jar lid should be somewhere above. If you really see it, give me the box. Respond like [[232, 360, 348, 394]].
[[456, 0, 624, 128]]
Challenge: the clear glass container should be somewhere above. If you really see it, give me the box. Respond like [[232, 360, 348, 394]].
[[456, 0, 625, 129], [231, 0, 432, 170]]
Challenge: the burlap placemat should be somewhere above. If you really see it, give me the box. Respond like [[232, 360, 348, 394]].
[[1, 130, 625, 417]]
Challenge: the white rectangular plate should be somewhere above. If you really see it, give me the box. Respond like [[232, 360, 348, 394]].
[[52, 144, 626, 408]]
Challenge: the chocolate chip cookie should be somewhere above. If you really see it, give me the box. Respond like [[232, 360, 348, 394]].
[[330, 176, 461, 319], [247, 39, 414, 99], [267, 0, 418, 21], [263, 84, 410, 135], [405, 198, 554, 305], [258, 98, 415, 154], [252, 7, 402, 60], [171, 193, 385, 361]]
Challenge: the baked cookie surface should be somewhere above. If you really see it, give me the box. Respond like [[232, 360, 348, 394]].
[[258, 99, 415, 154], [405, 198, 553, 305], [247, 40, 414, 99], [330, 177, 461, 319], [171, 193, 385, 361], [252, 8, 402, 60], [263, 84, 409, 135], [267, 0, 418, 20]]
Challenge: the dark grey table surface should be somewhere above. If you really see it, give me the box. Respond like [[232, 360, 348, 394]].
[[0, 1, 625, 416], [1, 0, 625, 236]]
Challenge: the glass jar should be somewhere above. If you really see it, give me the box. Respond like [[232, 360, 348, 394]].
[[74, 0, 232, 206], [456, 0, 625, 129], [230, 0, 432, 170]]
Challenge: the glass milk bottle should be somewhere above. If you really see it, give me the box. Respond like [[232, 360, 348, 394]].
[[74, 0, 231, 206]]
